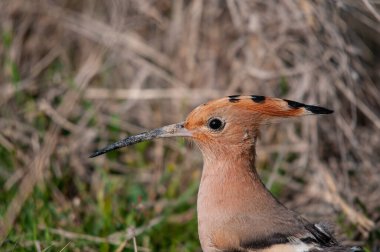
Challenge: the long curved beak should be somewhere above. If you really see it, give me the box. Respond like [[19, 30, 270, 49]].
[[89, 122, 191, 158]]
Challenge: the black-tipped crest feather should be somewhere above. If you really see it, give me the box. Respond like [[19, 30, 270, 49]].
[[251, 95, 265, 103], [284, 99, 333, 114], [228, 95, 241, 103]]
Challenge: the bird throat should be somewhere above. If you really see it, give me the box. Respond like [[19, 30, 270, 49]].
[[196, 145, 286, 251]]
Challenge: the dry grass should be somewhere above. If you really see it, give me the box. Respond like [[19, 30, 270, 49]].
[[0, 0, 379, 251]]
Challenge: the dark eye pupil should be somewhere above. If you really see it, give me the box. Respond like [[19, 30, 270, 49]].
[[209, 119, 223, 130]]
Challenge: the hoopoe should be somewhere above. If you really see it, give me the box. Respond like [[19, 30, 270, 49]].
[[91, 95, 362, 252]]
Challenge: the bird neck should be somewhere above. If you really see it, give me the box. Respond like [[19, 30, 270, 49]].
[[198, 144, 282, 211], [197, 145, 287, 251]]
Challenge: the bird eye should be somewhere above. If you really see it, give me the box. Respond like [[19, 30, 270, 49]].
[[207, 118, 225, 131]]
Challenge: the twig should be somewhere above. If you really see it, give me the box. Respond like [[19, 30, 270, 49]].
[[246, 63, 319, 80], [107, 216, 163, 242], [44, 3, 173, 72], [227, 0, 244, 31], [38, 100, 81, 134], [184, 0, 203, 83], [362, 0, 380, 21], [44, 227, 151, 252], [133, 236, 138, 252], [334, 80, 380, 129], [84, 88, 223, 100], [317, 162, 375, 233], [34, 240, 42, 252], [58, 241, 71, 252]]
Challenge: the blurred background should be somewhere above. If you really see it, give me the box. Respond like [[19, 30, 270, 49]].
[[0, 0, 379, 251]]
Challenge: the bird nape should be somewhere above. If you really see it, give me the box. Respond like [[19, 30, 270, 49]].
[[90, 95, 361, 252]]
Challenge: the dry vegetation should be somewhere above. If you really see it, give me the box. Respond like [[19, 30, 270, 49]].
[[0, 0, 379, 251]]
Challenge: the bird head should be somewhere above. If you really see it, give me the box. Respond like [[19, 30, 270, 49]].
[[90, 95, 332, 158]]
